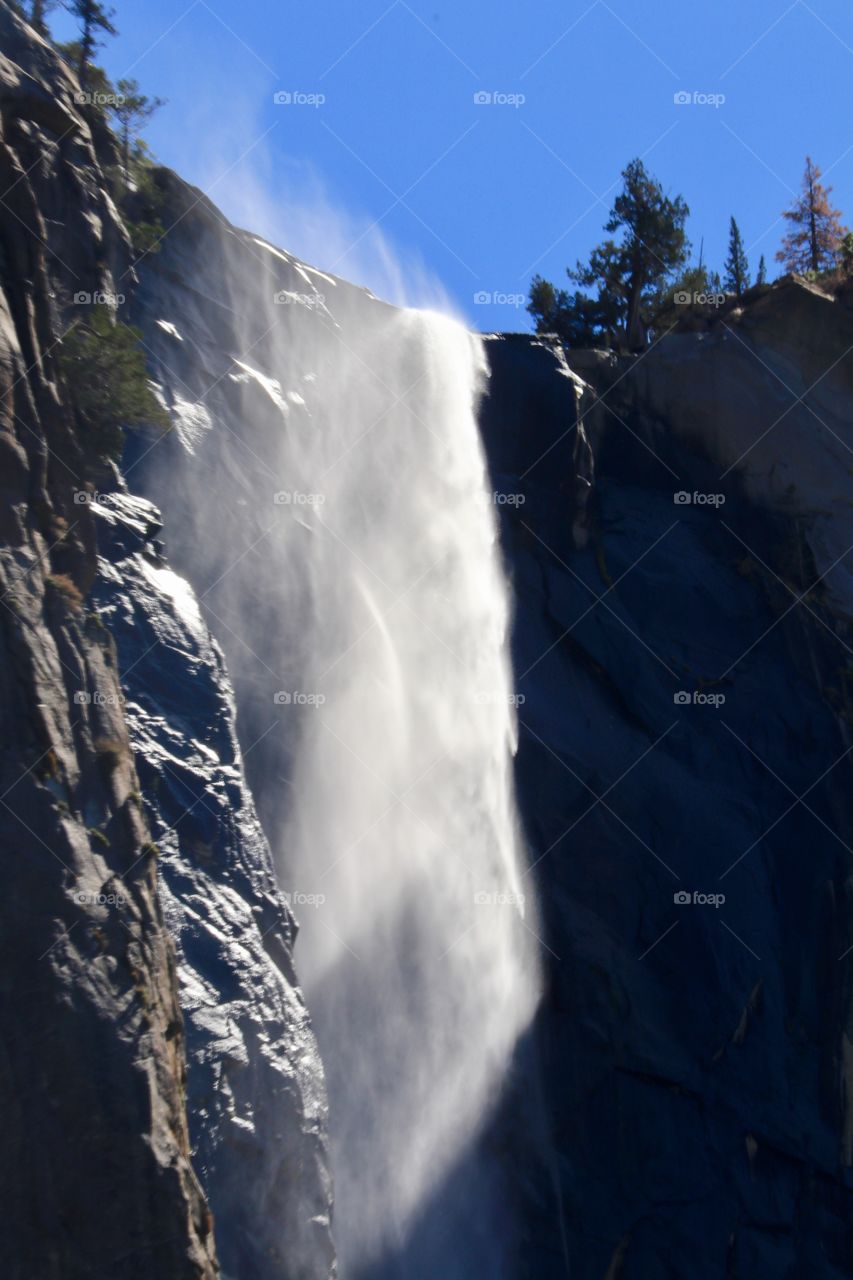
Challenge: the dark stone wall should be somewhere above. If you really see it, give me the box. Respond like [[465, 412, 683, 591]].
[[479, 325, 853, 1280]]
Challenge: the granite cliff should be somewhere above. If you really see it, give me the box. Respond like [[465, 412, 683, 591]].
[[480, 291, 853, 1277], [0, 7, 333, 1278], [2, 2, 853, 1276]]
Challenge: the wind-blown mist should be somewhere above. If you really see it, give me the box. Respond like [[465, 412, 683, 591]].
[[131, 217, 540, 1275]]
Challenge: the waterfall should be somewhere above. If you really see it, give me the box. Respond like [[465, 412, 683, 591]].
[[136, 237, 541, 1276], [275, 305, 540, 1272]]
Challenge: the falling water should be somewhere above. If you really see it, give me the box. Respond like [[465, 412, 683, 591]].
[[136, 235, 541, 1275], [275, 305, 540, 1273]]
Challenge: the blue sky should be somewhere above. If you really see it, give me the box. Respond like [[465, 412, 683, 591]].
[[50, 0, 853, 330]]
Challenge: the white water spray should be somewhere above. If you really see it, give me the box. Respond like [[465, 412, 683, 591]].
[[141, 230, 541, 1274], [272, 303, 540, 1272]]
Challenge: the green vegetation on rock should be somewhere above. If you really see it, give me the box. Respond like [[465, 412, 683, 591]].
[[59, 306, 169, 463]]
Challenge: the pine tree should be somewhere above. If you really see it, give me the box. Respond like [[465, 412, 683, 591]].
[[29, 0, 59, 35], [528, 161, 689, 350], [527, 277, 558, 332], [723, 217, 750, 295], [111, 80, 166, 184], [776, 157, 846, 275], [756, 255, 767, 285], [572, 158, 689, 349], [68, 0, 116, 88]]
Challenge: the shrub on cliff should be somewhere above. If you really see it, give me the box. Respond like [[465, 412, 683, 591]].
[[651, 265, 715, 329], [59, 305, 169, 462], [120, 143, 169, 259]]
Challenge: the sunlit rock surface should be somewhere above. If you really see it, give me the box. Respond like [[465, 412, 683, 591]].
[[0, 6, 217, 1276], [0, 6, 334, 1277], [91, 490, 335, 1280]]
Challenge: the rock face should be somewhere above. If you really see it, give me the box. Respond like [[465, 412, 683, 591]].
[[606, 279, 853, 620], [117, 145, 853, 1277], [0, 7, 333, 1279], [91, 490, 334, 1280], [480, 306, 853, 1279], [0, 6, 217, 1278], [5, 2, 853, 1275]]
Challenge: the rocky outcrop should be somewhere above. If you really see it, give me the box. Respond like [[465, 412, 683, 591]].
[[0, 7, 333, 1279], [91, 489, 334, 1280], [480, 304, 853, 1279], [0, 6, 216, 1277], [590, 279, 853, 619]]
